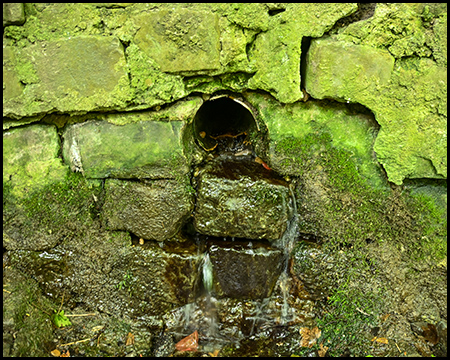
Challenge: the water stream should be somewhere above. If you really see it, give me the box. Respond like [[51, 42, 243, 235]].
[[164, 179, 305, 353]]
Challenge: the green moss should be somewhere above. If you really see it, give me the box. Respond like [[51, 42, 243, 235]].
[[125, 44, 187, 107], [6, 276, 56, 357], [4, 171, 101, 244]]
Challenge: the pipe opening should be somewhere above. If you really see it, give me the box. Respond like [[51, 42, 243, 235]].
[[193, 95, 259, 153]]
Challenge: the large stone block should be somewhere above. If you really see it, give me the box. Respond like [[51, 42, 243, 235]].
[[304, 37, 446, 185], [3, 124, 68, 198], [62, 119, 189, 179], [193, 157, 293, 240], [8, 232, 203, 317], [4, 36, 131, 118], [102, 179, 194, 241], [208, 241, 285, 300], [305, 37, 395, 105], [134, 9, 220, 73]]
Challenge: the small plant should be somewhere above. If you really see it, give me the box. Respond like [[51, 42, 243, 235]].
[[51, 309, 72, 328], [116, 270, 133, 292]]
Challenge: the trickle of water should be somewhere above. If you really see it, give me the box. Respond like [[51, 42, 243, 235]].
[[202, 252, 214, 294], [273, 186, 300, 325]]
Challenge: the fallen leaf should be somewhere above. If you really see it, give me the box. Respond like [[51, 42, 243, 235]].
[[50, 349, 61, 357], [318, 343, 329, 357], [175, 330, 198, 352], [208, 349, 220, 357], [371, 336, 389, 344], [125, 332, 135, 346], [60, 349, 70, 357], [300, 327, 321, 348]]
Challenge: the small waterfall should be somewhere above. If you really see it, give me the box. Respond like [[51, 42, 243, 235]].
[[202, 252, 214, 293], [274, 185, 299, 324], [201, 251, 218, 339]]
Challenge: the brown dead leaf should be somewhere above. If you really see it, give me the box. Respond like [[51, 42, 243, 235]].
[[175, 330, 199, 352], [50, 349, 61, 357], [125, 332, 135, 346], [380, 313, 390, 322], [318, 343, 329, 357], [300, 326, 321, 348]]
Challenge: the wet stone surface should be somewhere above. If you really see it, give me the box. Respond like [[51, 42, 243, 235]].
[[193, 156, 293, 240], [207, 239, 285, 300]]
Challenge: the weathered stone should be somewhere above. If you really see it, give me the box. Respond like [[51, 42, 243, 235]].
[[62, 119, 189, 179], [3, 3, 25, 26], [102, 178, 194, 241], [208, 241, 285, 299], [305, 37, 395, 105], [304, 36, 447, 185], [193, 157, 293, 240], [3, 36, 131, 118], [134, 9, 220, 73], [2, 47, 24, 100], [3, 124, 68, 198], [245, 92, 386, 189], [247, 3, 357, 104], [8, 231, 203, 317]]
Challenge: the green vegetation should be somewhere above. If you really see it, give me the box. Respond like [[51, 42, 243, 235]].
[[116, 270, 134, 295]]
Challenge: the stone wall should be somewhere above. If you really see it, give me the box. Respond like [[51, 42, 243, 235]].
[[2, 3, 447, 356]]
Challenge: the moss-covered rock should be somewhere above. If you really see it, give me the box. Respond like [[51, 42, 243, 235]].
[[305, 36, 446, 185], [3, 36, 132, 119], [193, 156, 293, 240], [62, 118, 190, 179], [134, 9, 221, 74], [102, 178, 194, 241], [246, 92, 386, 189], [3, 171, 101, 251], [3, 124, 68, 199]]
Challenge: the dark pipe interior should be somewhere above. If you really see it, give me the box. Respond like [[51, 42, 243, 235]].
[[193, 96, 258, 151]]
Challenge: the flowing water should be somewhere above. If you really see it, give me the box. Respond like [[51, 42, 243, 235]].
[[162, 180, 309, 354]]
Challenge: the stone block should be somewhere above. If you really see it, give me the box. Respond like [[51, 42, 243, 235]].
[[8, 232, 203, 317], [2, 47, 24, 100], [208, 241, 284, 299], [4, 36, 131, 118], [304, 37, 395, 105], [102, 179, 194, 241], [62, 119, 189, 179], [3, 124, 68, 198], [3, 3, 25, 26], [134, 9, 220, 73], [193, 157, 293, 240]]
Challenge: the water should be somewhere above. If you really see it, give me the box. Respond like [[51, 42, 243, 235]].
[[165, 179, 304, 353], [202, 252, 214, 293]]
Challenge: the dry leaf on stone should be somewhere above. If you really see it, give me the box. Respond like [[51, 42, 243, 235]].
[[299, 326, 321, 348], [175, 330, 199, 352]]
